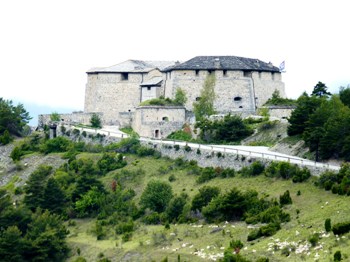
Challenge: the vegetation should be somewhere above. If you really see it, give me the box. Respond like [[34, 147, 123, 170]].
[[174, 88, 187, 105], [195, 114, 253, 143], [90, 113, 102, 128], [0, 98, 31, 144], [193, 73, 216, 121], [264, 90, 296, 106], [50, 111, 61, 121]]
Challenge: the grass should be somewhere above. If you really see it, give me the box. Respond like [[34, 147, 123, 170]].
[[62, 154, 350, 261]]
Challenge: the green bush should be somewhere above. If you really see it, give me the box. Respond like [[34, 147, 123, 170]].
[[140, 180, 173, 212], [142, 212, 161, 225], [136, 146, 156, 157], [90, 113, 102, 128], [115, 220, 134, 234], [247, 223, 280, 241], [308, 233, 319, 247], [325, 218, 332, 232], [196, 167, 216, 183], [0, 130, 13, 145], [40, 136, 71, 154], [279, 190, 293, 206], [332, 221, 350, 235], [334, 250, 342, 261], [191, 186, 220, 211], [240, 161, 265, 177], [167, 130, 192, 141]]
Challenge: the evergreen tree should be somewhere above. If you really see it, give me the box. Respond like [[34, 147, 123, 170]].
[[42, 178, 66, 214], [311, 81, 331, 97], [0, 226, 27, 262], [339, 85, 350, 108], [90, 113, 102, 128], [24, 165, 53, 211]]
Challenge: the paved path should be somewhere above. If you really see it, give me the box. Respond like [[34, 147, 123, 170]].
[[70, 125, 341, 172]]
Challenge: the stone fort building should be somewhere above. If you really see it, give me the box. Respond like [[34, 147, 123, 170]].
[[83, 56, 285, 138]]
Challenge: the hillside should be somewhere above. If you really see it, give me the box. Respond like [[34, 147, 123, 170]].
[[0, 131, 350, 262]]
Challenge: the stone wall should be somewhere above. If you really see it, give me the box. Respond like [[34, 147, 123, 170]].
[[38, 112, 103, 127], [141, 142, 326, 176], [133, 106, 186, 138], [164, 69, 283, 114], [266, 106, 295, 119]]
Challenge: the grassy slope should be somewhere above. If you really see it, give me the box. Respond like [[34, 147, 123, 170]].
[[66, 154, 350, 262]]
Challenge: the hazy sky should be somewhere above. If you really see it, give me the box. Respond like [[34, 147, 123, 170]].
[[1, 0, 349, 112]]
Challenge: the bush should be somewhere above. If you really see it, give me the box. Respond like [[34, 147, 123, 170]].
[[136, 146, 155, 157], [279, 190, 292, 206], [332, 221, 350, 235], [334, 250, 342, 262], [115, 220, 134, 234], [142, 212, 161, 225], [229, 239, 244, 249], [90, 113, 102, 128], [0, 130, 13, 145], [196, 167, 216, 183], [325, 218, 332, 232], [40, 136, 71, 154], [240, 161, 265, 177], [247, 223, 280, 241], [191, 186, 220, 211], [308, 233, 319, 247], [140, 180, 173, 212], [167, 130, 192, 141]]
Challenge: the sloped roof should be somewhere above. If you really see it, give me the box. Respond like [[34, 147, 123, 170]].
[[164, 56, 280, 72], [140, 76, 163, 86], [87, 60, 176, 73]]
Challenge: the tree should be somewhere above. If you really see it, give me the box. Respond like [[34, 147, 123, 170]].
[[166, 193, 188, 222], [287, 92, 323, 136], [174, 88, 187, 105], [0, 226, 27, 262], [90, 113, 102, 128], [193, 73, 216, 121], [24, 165, 53, 211], [311, 81, 331, 97], [339, 85, 350, 108], [0, 98, 31, 137], [24, 209, 69, 261], [191, 186, 220, 211], [140, 180, 173, 212], [42, 178, 66, 214]]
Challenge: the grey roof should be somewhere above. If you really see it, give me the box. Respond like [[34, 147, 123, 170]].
[[140, 76, 163, 86], [87, 60, 177, 73], [164, 56, 280, 72]]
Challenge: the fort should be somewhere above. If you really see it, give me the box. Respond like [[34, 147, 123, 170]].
[[39, 56, 287, 138]]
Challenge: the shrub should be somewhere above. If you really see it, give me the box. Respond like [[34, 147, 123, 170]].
[[90, 113, 102, 128], [142, 212, 161, 225], [229, 239, 244, 249], [168, 174, 176, 182], [191, 186, 220, 211], [325, 218, 332, 232], [334, 250, 342, 262], [308, 233, 319, 247], [196, 167, 216, 183], [167, 130, 192, 141], [40, 136, 71, 154], [220, 168, 235, 178], [0, 130, 13, 145], [248, 223, 280, 241], [240, 161, 265, 177], [332, 221, 350, 235], [136, 146, 156, 156], [174, 145, 180, 151], [279, 190, 292, 206], [140, 180, 173, 212], [115, 220, 134, 234]]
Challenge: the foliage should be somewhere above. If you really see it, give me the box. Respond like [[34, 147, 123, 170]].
[[140, 96, 180, 106], [193, 73, 216, 121], [75, 187, 105, 217], [0, 98, 31, 137], [264, 90, 296, 106], [311, 81, 331, 97], [247, 223, 281, 241], [317, 163, 350, 195], [40, 136, 71, 154], [42, 177, 66, 214], [332, 221, 350, 235], [97, 152, 127, 175], [167, 130, 193, 141], [50, 112, 61, 121], [24, 165, 53, 211], [308, 233, 319, 247], [287, 92, 323, 136], [90, 113, 102, 128], [191, 186, 220, 212], [174, 88, 187, 105], [334, 250, 342, 262], [264, 161, 310, 182], [196, 114, 253, 143], [0, 130, 13, 145], [325, 218, 332, 232], [166, 193, 188, 223], [279, 190, 292, 206], [239, 161, 265, 177], [140, 180, 173, 213], [339, 85, 350, 107]]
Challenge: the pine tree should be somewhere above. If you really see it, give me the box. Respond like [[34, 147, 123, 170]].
[[42, 178, 66, 214]]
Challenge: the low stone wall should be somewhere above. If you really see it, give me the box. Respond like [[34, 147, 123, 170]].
[[142, 141, 326, 176], [38, 112, 103, 127], [265, 106, 295, 119]]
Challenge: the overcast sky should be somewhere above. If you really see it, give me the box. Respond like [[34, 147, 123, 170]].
[[1, 0, 349, 114]]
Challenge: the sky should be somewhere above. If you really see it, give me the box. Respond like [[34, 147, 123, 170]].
[[1, 0, 349, 124]]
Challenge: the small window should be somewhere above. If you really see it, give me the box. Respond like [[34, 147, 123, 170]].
[[208, 70, 213, 75], [196, 97, 201, 101], [223, 70, 227, 77], [243, 71, 252, 77], [162, 116, 169, 122], [147, 87, 151, 91], [234, 97, 242, 101], [155, 129, 160, 139], [239, 106, 243, 108], [195, 70, 199, 76], [121, 73, 128, 81]]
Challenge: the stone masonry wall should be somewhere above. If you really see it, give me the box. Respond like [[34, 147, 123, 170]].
[[133, 106, 186, 138], [38, 112, 103, 127]]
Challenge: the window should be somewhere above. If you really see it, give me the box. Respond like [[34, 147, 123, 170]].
[[234, 96, 242, 101], [223, 70, 227, 77], [208, 70, 213, 75], [195, 70, 199, 76], [239, 106, 243, 108], [155, 129, 160, 139], [196, 97, 201, 101], [121, 73, 128, 81], [243, 71, 252, 77], [147, 87, 151, 91]]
